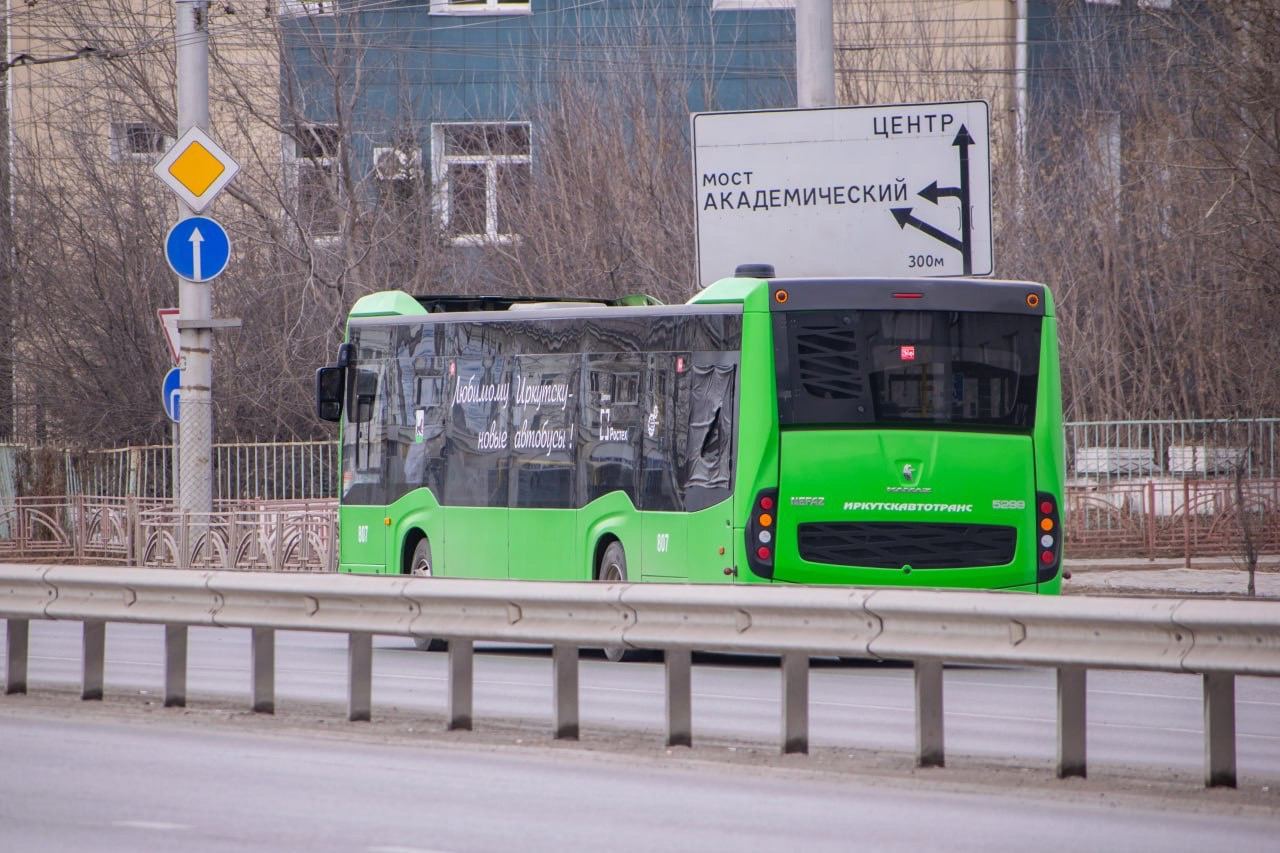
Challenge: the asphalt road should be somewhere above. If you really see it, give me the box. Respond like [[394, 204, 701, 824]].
[[1, 713, 1278, 853], [4, 621, 1280, 779], [4, 621, 1280, 851]]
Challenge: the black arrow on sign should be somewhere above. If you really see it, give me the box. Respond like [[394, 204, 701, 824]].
[[953, 124, 974, 275], [890, 207, 963, 252], [917, 180, 961, 205], [888, 124, 976, 275]]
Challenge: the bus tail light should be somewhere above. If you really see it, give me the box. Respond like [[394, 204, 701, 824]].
[[1036, 492, 1061, 583], [746, 489, 778, 579]]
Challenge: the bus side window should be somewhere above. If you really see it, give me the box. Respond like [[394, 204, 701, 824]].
[[683, 360, 736, 512]]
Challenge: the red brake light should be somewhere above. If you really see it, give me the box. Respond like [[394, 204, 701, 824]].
[[760, 496, 774, 511], [893, 292, 924, 299], [1040, 500, 1053, 515], [756, 546, 771, 561]]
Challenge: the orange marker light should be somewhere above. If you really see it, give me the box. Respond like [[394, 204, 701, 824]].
[[759, 513, 773, 528], [774, 289, 789, 304], [1026, 293, 1041, 309]]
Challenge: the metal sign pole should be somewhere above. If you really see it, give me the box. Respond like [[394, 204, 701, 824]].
[[175, 0, 212, 519], [796, 0, 835, 108]]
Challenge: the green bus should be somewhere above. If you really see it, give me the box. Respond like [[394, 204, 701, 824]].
[[316, 269, 1065, 599]]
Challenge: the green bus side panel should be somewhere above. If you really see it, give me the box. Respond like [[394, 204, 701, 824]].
[[641, 509, 687, 579], [388, 490, 445, 576], [685, 504, 735, 583], [576, 492, 643, 581], [729, 308, 782, 585], [444, 506, 508, 578], [340, 504, 388, 574], [509, 508, 579, 581], [1034, 313, 1066, 594]]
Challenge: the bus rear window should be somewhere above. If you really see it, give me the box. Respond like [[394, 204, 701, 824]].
[[776, 309, 1042, 430]]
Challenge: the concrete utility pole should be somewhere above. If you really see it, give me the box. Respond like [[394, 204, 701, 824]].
[[796, 0, 836, 108], [0, 2, 14, 440], [175, 0, 212, 515]]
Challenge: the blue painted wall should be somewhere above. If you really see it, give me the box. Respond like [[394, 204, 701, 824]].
[[282, 1, 795, 162]]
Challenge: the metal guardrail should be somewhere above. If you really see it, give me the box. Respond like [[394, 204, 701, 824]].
[[2, 565, 1277, 788]]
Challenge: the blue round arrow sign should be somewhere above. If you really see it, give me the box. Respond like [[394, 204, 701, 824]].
[[162, 367, 181, 423], [164, 216, 231, 282]]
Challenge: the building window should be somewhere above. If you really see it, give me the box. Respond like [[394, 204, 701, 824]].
[[432, 122, 531, 245], [288, 124, 341, 237], [429, 0, 531, 15], [278, 0, 335, 17], [373, 145, 423, 208], [712, 0, 794, 9], [109, 121, 167, 162]]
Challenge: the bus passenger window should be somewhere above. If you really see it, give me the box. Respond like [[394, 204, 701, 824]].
[[683, 362, 736, 510]]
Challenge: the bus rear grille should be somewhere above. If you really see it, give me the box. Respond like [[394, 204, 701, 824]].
[[797, 522, 1017, 569]]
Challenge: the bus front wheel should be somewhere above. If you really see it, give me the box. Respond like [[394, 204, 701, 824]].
[[597, 540, 637, 662], [409, 538, 447, 652]]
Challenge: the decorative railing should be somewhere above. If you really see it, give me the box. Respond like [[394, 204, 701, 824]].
[[0, 497, 335, 572]]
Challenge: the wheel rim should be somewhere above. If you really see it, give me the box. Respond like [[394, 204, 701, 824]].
[[411, 555, 432, 577]]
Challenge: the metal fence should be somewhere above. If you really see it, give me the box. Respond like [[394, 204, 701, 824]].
[[3, 421, 1280, 564], [0, 496, 335, 572], [1066, 419, 1280, 483], [0, 441, 338, 502], [4, 567, 1276, 787]]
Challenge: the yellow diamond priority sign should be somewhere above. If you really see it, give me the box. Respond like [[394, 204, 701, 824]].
[[153, 126, 240, 213]]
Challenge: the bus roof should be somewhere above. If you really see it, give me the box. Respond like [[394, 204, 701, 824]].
[[349, 291, 660, 318]]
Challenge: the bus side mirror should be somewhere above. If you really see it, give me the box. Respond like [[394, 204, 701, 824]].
[[316, 366, 345, 422]]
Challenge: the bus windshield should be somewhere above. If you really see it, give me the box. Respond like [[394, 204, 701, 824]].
[[777, 309, 1041, 430]]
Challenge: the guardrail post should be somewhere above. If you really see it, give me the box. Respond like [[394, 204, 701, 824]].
[[5, 619, 29, 695], [447, 638, 473, 731], [1204, 672, 1236, 788], [552, 644, 578, 740], [665, 648, 692, 748], [348, 631, 372, 722], [164, 624, 187, 708], [780, 652, 809, 754], [251, 627, 274, 714], [1056, 666, 1087, 778], [914, 659, 944, 768], [82, 620, 105, 701]]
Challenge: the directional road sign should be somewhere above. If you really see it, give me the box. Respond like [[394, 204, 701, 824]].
[[165, 216, 230, 282], [153, 126, 241, 213], [692, 101, 992, 284], [162, 367, 181, 423], [157, 307, 180, 365]]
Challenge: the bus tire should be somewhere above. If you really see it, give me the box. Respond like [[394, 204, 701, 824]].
[[597, 540, 638, 662], [408, 538, 446, 652]]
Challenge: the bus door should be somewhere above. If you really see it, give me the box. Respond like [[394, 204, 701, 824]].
[[508, 354, 578, 580], [440, 355, 509, 578], [339, 351, 390, 573]]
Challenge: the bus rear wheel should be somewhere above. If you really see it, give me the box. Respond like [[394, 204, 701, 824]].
[[598, 541, 638, 662], [408, 538, 447, 652]]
